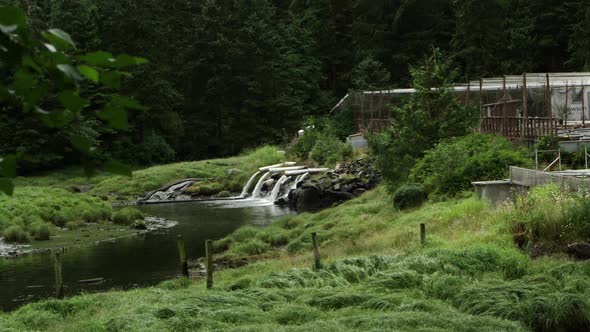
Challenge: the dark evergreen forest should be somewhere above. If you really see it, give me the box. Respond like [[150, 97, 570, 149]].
[[2, 0, 589, 172]]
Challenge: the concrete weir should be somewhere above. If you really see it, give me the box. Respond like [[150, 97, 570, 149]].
[[472, 180, 526, 205]]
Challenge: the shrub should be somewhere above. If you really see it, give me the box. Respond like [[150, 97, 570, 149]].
[[290, 129, 320, 160], [393, 185, 427, 209], [3, 225, 30, 243], [30, 222, 53, 240], [112, 207, 144, 225], [310, 135, 353, 166], [410, 133, 530, 197]]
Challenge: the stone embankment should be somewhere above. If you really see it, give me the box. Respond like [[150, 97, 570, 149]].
[[280, 158, 381, 212]]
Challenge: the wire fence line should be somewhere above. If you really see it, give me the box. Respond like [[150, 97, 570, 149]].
[[510, 166, 590, 191]]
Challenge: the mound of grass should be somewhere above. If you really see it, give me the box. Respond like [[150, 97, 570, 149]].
[[0, 187, 112, 233], [233, 239, 271, 256], [29, 222, 53, 241], [112, 207, 144, 225], [2, 225, 30, 243]]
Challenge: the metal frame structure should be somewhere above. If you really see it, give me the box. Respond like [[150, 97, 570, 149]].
[[332, 72, 590, 140]]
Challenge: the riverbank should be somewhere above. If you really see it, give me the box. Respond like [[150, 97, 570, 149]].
[[1, 146, 284, 254], [1, 186, 588, 331]]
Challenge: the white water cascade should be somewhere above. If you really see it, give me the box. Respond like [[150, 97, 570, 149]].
[[239, 171, 261, 198], [251, 171, 271, 198], [270, 175, 290, 202], [291, 172, 309, 190]]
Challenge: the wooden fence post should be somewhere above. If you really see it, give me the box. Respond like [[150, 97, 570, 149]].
[[206, 239, 213, 289], [54, 249, 64, 299], [420, 223, 426, 246], [177, 235, 189, 277], [311, 232, 321, 269]]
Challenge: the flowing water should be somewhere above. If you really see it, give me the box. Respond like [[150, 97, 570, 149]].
[[0, 200, 291, 311]]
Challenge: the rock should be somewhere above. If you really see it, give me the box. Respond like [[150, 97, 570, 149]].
[[294, 186, 322, 212], [149, 191, 169, 201], [352, 188, 367, 196], [133, 220, 148, 230], [567, 242, 590, 259], [275, 197, 288, 206], [71, 185, 92, 193], [281, 158, 381, 213], [262, 179, 275, 189], [226, 169, 243, 177], [327, 190, 354, 201]]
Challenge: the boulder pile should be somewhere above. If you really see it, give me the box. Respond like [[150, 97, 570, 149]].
[[280, 158, 381, 212]]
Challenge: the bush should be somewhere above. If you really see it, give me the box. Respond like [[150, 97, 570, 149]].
[[30, 222, 53, 240], [112, 207, 144, 225], [3, 225, 31, 243], [310, 135, 352, 166], [393, 185, 427, 209], [410, 133, 530, 197], [290, 129, 320, 160]]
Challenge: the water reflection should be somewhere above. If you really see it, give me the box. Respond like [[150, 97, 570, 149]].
[[0, 200, 291, 311]]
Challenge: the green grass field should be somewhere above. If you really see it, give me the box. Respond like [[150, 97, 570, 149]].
[[1, 185, 588, 331]]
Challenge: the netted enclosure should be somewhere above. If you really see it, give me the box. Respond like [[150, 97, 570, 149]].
[[332, 72, 590, 141]]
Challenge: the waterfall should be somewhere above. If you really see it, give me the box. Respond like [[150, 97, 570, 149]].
[[251, 171, 271, 198], [270, 175, 289, 202], [239, 171, 261, 198], [291, 172, 309, 190]]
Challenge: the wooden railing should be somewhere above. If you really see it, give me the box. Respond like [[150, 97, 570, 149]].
[[479, 117, 558, 140]]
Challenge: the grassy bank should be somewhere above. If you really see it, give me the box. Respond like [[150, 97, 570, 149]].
[[1, 186, 588, 331], [87, 145, 284, 201], [0, 187, 114, 244], [14, 145, 284, 201], [1, 146, 283, 248]]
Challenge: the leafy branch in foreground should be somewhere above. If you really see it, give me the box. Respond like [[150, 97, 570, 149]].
[[0, 5, 148, 194]]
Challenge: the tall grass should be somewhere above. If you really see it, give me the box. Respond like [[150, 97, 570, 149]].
[[3, 184, 589, 331], [0, 187, 112, 243], [510, 184, 590, 249]]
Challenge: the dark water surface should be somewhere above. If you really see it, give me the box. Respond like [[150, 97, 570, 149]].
[[0, 199, 291, 311]]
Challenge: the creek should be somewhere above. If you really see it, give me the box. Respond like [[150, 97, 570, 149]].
[[0, 199, 291, 311]]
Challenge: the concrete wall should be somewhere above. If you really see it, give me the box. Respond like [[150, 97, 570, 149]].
[[472, 180, 528, 205]]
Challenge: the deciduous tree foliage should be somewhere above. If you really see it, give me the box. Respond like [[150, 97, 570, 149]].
[[0, 5, 146, 192]]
